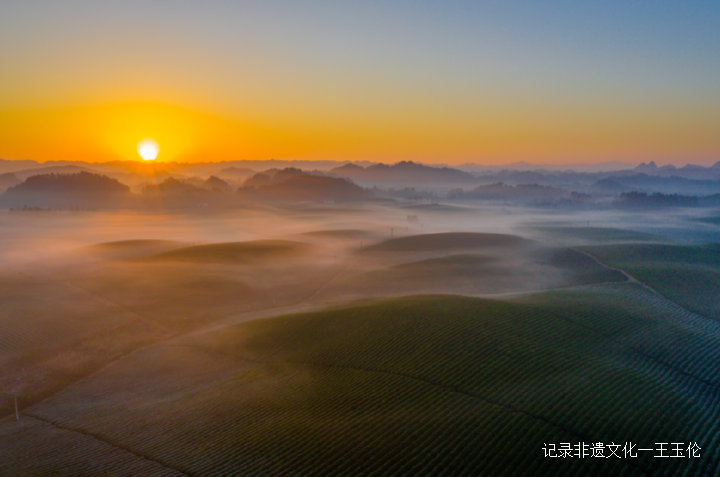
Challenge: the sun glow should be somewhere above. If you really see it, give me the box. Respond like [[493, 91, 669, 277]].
[[137, 139, 159, 161]]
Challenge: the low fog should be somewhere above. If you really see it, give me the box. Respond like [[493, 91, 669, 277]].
[[0, 164, 718, 476]]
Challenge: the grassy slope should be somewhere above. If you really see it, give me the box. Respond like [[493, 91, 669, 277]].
[[85, 240, 187, 259], [0, 270, 171, 420], [527, 247, 628, 286], [0, 418, 185, 477], [7, 285, 719, 476], [299, 229, 377, 239], [0, 238, 337, 422], [400, 203, 471, 213], [317, 247, 626, 300], [584, 243, 720, 320], [529, 226, 661, 243], [366, 232, 533, 252], [147, 240, 310, 264]]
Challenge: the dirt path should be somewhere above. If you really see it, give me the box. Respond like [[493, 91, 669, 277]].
[[571, 247, 669, 297]]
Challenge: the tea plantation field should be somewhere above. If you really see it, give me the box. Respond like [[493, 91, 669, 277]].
[[583, 243, 720, 320], [2, 282, 719, 476]]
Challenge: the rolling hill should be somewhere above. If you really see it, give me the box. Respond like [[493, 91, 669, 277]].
[[366, 232, 534, 252], [5, 172, 129, 194], [0, 173, 21, 191], [330, 160, 477, 187], [238, 168, 371, 202], [582, 243, 720, 320], [86, 240, 188, 260], [3, 286, 718, 476], [313, 245, 626, 301], [1, 172, 132, 208], [146, 240, 312, 264]]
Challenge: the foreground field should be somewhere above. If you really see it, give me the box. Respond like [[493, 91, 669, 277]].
[[1, 207, 717, 477], [0, 267, 172, 420], [0, 229, 630, 423], [2, 283, 718, 476], [0, 235, 342, 421]]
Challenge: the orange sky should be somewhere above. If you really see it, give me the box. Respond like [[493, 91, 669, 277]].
[[2, 99, 717, 166], [1, 2, 718, 166]]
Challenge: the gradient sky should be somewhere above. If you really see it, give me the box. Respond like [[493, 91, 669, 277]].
[[1, 1, 718, 165]]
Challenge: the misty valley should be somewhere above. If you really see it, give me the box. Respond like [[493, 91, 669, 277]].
[[0, 160, 718, 476]]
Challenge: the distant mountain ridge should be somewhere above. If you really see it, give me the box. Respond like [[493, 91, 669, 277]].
[[633, 161, 720, 180], [459, 160, 636, 173], [1, 158, 720, 209], [9, 165, 99, 181], [2, 157, 718, 180], [330, 161, 477, 187], [217, 167, 256, 179]]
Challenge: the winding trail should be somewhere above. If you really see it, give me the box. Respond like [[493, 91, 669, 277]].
[[571, 247, 715, 323]]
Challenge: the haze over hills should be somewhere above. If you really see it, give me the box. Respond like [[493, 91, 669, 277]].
[[0, 163, 718, 476], [2, 1, 719, 475], [3, 159, 720, 210], [2, 172, 133, 209], [203, 175, 232, 191], [329, 161, 478, 187], [1, 214, 718, 476], [240, 170, 371, 202], [3, 157, 719, 179], [7, 165, 101, 182], [0, 173, 21, 192], [634, 161, 720, 179], [458, 160, 638, 173], [6, 172, 130, 194], [216, 166, 257, 180]]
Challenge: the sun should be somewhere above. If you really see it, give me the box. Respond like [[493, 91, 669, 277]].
[[137, 138, 159, 161]]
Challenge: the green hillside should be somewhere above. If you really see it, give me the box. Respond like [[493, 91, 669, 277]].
[[315, 247, 626, 300], [528, 226, 661, 243], [366, 232, 533, 252], [584, 243, 720, 320], [147, 240, 311, 263], [5, 285, 718, 476], [86, 239, 187, 259], [0, 269, 170, 421]]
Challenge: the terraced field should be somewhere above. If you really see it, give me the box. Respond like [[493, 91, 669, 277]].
[[3, 283, 718, 476]]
